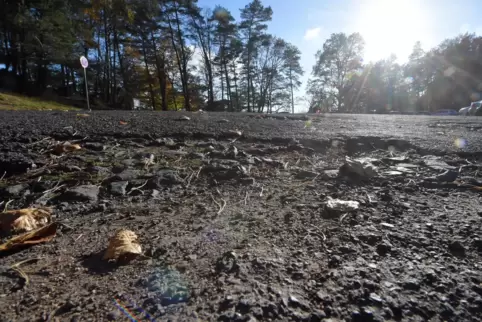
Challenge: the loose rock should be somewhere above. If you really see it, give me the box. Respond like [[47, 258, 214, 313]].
[[60, 185, 99, 202], [110, 181, 128, 196]]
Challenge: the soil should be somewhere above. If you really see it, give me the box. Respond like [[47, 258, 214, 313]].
[[0, 111, 481, 322]]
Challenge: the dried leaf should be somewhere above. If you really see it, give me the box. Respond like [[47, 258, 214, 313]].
[[0, 223, 57, 252], [119, 121, 128, 125], [53, 142, 81, 154], [1, 207, 52, 233], [76, 113, 90, 118], [103, 229, 142, 262]]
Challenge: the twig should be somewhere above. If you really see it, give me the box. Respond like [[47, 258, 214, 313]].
[[308, 224, 327, 242], [58, 222, 74, 230], [74, 234, 84, 243], [127, 180, 148, 195], [304, 157, 315, 167], [41, 180, 65, 196], [9, 267, 29, 286], [186, 171, 196, 187], [195, 166, 203, 178], [0, 171, 6, 181], [244, 190, 249, 205], [366, 192, 373, 204], [3, 199, 13, 212], [259, 186, 264, 197], [173, 156, 183, 165], [210, 194, 226, 215], [211, 194, 221, 209], [339, 213, 349, 223], [11, 257, 42, 268], [218, 199, 227, 215], [26, 137, 50, 147], [70, 136, 89, 144], [9, 257, 41, 288]]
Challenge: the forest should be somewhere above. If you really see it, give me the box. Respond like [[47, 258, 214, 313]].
[[1, 0, 482, 113]]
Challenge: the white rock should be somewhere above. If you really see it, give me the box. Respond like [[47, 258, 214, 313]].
[[325, 198, 360, 212]]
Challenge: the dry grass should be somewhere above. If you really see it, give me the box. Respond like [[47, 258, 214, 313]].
[[0, 92, 78, 111]]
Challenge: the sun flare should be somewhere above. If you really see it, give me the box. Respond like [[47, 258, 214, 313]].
[[356, 0, 430, 63]]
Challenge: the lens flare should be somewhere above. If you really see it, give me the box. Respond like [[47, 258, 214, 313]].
[[455, 138, 466, 148]]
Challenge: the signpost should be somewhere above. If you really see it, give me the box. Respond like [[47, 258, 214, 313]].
[[80, 56, 90, 111]]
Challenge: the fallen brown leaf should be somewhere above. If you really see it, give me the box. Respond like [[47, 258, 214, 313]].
[[0, 223, 57, 252], [0, 207, 52, 233], [53, 142, 81, 154], [76, 113, 90, 118], [103, 229, 142, 263]]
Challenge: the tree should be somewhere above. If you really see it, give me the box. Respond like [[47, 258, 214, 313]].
[[211, 6, 240, 110], [189, 6, 215, 104], [239, 0, 272, 112], [283, 44, 303, 114], [309, 32, 365, 112]]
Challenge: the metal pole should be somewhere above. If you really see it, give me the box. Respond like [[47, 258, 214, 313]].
[[83, 68, 90, 111]]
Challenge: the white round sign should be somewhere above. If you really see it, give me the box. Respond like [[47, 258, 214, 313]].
[[80, 56, 89, 68]]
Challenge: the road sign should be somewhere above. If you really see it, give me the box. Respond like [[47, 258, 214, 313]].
[[80, 56, 89, 68], [80, 56, 90, 111]]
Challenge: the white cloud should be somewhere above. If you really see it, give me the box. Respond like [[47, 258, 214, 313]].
[[304, 27, 322, 41]]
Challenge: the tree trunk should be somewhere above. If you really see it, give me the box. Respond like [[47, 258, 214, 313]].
[[102, 6, 110, 103], [173, 6, 191, 110], [71, 69, 76, 94], [166, 6, 190, 110], [192, 18, 214, 104], [95, 25, 102, 97], [116, 31, 126, 94], [61, 65, 66, 95], [223, 61, 232, 111], [150, 32, 167, 111], [289, 67, 294, 114], [220, 71, 224, 100], [141, 36, 156, 110], [112, 24, 118, 106], [232, 60, 239, 111]]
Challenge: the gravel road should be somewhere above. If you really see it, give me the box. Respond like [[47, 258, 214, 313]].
[[1, 111, 481, 153], [0, 111, 481, 321]]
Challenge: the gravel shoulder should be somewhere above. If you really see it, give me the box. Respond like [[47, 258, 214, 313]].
[[0, 111, 481, 322]]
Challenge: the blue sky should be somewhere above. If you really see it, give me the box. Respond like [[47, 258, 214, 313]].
[[198, 0, 482, 110]]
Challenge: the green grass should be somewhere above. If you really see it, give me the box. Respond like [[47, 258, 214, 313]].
[[0, 92, 78, 111]]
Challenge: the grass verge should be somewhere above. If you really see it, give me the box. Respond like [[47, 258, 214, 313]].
[[0, 92, 78, 111]]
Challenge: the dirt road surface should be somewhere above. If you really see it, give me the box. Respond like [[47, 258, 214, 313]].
[[0, 111, 481, 321]]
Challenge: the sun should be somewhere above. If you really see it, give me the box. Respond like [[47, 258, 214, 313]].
[[355, 0, 430, 63]]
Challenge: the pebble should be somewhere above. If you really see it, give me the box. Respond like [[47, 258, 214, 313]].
[[369, 293, 383, 304], [380, 222, 395, 229], [448, 240, 466, 256], [403, 279, 421, 291], [110, 181, 128, 196], [4, 183, 28, 196], [376, 241, 392, 255], [60, 185, 99, 202]]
